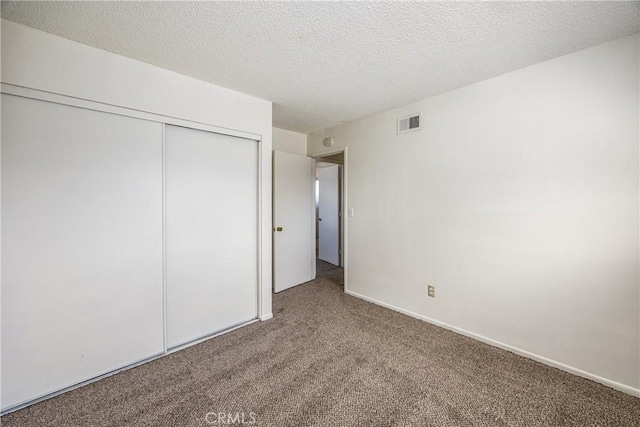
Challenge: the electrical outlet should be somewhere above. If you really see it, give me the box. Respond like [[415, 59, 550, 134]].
[[427, 285, 435, 298]]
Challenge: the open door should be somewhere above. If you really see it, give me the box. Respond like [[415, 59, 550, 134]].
[[273, 151, 316, 292], [318, 164, 340, 266]]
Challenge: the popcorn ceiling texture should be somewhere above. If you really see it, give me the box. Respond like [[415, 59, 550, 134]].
[[1, 1, 638, 133]]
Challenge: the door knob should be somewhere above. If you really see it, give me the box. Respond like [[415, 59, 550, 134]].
[[318, 218, 322, 221], [274, 226, 283, 232]]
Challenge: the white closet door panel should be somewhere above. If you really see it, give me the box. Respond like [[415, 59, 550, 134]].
[[1, 95, 164, 410], [165, 125, 258, 349]]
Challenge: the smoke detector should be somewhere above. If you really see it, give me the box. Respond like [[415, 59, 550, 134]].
[[322, 137, 335, 147]]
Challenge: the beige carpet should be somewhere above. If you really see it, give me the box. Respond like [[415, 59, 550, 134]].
[[2, 260, 639, 426]]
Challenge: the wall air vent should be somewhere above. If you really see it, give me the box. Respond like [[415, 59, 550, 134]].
[[397, 113, 422, 135]]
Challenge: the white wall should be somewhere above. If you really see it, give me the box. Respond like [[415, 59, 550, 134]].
[[309, 34, 640, 394], [273, 127, 307, 155], [0, 19, 273, 320]]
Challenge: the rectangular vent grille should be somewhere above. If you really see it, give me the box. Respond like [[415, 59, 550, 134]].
[[397, 113, 421, 135]]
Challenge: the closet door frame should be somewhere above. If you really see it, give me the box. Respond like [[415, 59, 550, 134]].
[[0, 83, 266, 413]]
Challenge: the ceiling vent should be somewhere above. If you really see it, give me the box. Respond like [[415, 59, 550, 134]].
[[397, 113, 421, 135]]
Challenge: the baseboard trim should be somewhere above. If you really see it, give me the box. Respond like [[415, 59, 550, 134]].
[[260, 313, 273, 321], [344, 289, 640, 398]]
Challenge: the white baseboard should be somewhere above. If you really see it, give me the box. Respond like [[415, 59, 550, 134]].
[[260, 313, 273, 321], [345, 289, 640, 398]]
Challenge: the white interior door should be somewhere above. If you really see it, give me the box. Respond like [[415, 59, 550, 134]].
[[273, 151, 315, 292], [1, 94, 164, 410], [318, 165, 340, 266], [165, 125, 258, 349]]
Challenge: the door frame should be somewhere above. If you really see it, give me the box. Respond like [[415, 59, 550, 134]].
[[0, 84, 268, 414], [313, 147, 348, 292]]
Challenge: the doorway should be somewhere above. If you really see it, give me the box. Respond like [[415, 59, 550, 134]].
[[314, 150, 345, 289]]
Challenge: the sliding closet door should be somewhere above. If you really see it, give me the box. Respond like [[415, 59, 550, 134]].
[[1, 95, 164, 410], [165, 125, 258, 348]]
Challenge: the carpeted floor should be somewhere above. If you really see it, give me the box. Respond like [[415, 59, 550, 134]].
[[2, 260, 639, 426]]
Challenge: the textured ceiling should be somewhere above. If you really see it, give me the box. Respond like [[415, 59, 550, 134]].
[[1, 1, 639, 133]]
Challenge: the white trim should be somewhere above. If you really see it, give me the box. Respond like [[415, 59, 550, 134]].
[[0, 83, 261, 142], [260, 313, 273, 321], [344, 289, 640, 398], [257, 132, 264, 320], [310, 158, 317, 280], [343, 148, 348, 292], [162, 124, 168, 353]]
